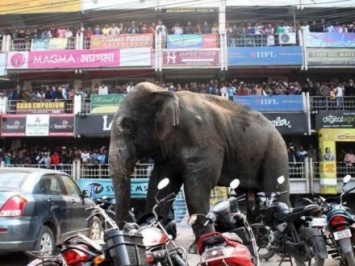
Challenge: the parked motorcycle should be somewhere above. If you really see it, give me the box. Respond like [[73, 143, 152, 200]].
[[26, 178, 187, 266], [189, 179, 259, 266], [305, 175, 355, 265], [251, 176, 328, 266]]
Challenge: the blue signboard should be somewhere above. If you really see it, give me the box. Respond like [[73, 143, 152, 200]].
[[233, 95, 305, 112], [78, 178, 187, 222], [167, 34, 203, 49], [228, 46, 303, 66]]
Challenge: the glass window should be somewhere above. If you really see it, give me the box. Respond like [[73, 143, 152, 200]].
[[61, 175, 81, 197], [39, 175, 64, 195], [0, 172, 27, 188]]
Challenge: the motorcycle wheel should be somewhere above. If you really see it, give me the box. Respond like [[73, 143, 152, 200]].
[[298, 227, 327, 266], [251, 223, 275, 261], [343, 251, 355, 266]]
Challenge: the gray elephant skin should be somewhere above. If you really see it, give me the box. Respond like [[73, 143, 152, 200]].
[[108, 82, 290, 247]]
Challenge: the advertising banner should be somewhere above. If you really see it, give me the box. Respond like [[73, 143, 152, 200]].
[[90, 94, 126, 113], [228, 46, 303, 66], [308, 48, 355, 66], [263, 113, 308, 134], [0, 53, 5, 76], [90, 34, 153, 49], [315, 110, 355, 129], [305, 33, 355, 48], [167, 34, 217, 49], [120, 48, 152, 67], [76, 114, 113, 136], [0, 0, 80, 14], [16, 101, 65, 114], [162, 49, 220, 67], [82, 0, 154, 10], [227, 0, 355, 7], [1, 114, 74, 136], [233, 95, 305, 112]]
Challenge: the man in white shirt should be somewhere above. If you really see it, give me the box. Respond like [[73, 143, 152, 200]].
[[126, 82, 135, 93], [98, 83, 108, 95], [81, 149, 91, 164]]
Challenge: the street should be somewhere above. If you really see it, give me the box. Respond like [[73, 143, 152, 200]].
[[0, 224, 341, 266]]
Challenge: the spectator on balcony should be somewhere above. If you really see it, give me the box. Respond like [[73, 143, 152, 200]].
[[95, 148, 107, 165], [65, 27, 73, 40], [50, 24, 58, 38], [171, 23, 183, 34], [50, 151, 60, 169], [81, 148, 91, 164], [297, 146, 308, 162], [156, 20, 168, 36], [282, 22, 292, 33], [148, 22, 155, 34], [202, 21, 211, 34], [118, 23, 127, 34], [38, 152, 51, 169], [308, 144, 318, 162], [93, 25, 102, 35], [102, 24, 110, 36], [264, 23, 275, 46], [57, 26, 66, 38], [301, 21, 310, 34], [41, 28, 52, 39], [31, 28, 40, 39], [194, 24, 202, 34], [99, 83, 108, 95], [344, 149, 355, 166], [227, 82, 237, 100], [325, 22, 335, 33], [334, 21, 343, 33], [11, 85, 23, 100], [226, 22, 233, 34], [127, 21, 140, 34], [211, 23, 218, 34], [185, 21, 194, 34], [335, 82, 344, 108], [140, 23, 148, 34], [345, 79, 355, 96], [253, 83, 267, 96], [246, 21, 255, 46]]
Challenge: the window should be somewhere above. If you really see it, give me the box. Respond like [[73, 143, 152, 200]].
[[61, 175, 81, 197], [39, 175, 64, 195]]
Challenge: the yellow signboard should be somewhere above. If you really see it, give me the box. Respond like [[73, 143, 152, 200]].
[[0, 0, 80, 14]]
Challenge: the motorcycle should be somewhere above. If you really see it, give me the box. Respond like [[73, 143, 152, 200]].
[[189, 179, 259, 266], [26, 178, 187, 266], [305, 175, 355, 265], [251, 176, 328, 266]]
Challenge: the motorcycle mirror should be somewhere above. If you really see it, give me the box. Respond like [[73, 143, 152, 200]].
[[157, 178, 170, 190], [188, 214, 197, 225], [230, 179, 240, 190], [277, 176, 285, 184], [343, 175, 352, 184]]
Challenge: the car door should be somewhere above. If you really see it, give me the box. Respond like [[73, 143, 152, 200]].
[[59, 174, 89, 234], [37, 174, 71, 240]]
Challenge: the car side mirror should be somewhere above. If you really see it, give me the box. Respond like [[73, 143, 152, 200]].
[[81, 190, 92, 198]]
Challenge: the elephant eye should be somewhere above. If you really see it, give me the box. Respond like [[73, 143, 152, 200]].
[[121, 118, 134, 131]]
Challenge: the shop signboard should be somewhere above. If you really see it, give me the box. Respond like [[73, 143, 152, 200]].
[[0, 0, 80, 14], [263, 113, 308, 134], [227, 0, 355, 7], [16, 101, 65, 114], [1, 114, 74, 137], [0, 53, 5, 76], [6, 48, 152, 69], [228, 46, 303, 66], [315, 110, 355, 129], [308, 49, 355, 66], [233, 95, 305, 112], [31, 38, 69, 51], [90, 34, 153, 49], [167, 34, 217, 49], [305, 33, 355, 48], [76, 114, 113, 136], [162, 49, 220, 67], [90, 94, 126, 114]]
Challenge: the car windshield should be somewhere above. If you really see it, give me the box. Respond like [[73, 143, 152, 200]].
[[0, 172, 27, 188]]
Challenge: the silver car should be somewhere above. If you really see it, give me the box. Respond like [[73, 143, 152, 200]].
[[0, 167, 102, 253]]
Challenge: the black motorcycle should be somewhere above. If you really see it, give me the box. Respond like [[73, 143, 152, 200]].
[[251, 176, 328, 266]]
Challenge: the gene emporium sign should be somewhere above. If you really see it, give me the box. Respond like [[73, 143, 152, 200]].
[[16, 101, 65, 114]]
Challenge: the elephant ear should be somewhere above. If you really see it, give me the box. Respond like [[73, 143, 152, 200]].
[[152, 91, 180, 140]]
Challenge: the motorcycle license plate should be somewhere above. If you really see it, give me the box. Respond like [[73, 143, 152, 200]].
[[333, 229, 352, 240], [311, 217, 327, 227]]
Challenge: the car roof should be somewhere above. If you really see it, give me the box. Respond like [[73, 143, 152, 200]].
[[0, 167, 69, 176]]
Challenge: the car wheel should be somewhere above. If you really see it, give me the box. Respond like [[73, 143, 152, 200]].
[[35, 225, 55, 252], [89, 216, 102, 240]]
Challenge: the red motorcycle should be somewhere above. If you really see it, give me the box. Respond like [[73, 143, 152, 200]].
[[189, 179, 258, 266]]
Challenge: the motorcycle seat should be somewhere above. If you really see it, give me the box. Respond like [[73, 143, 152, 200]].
[[222, 232, 243, 244]]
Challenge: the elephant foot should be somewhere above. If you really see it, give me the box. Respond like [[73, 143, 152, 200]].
[[188, 242, 198, 254]]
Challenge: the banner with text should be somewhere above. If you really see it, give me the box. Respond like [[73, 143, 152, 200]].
[[1, 114, 74, 137], [263, 113, 308, 134], [308, 48, 355, 66], [6, 48, 152, 69], [76, 114, 113, 136], [305, 32, 355, 48], [167, 34, 218, 49], [233, 95, 305, 112], [16, 101, 65, 114], [228, 46, 303, 66], [0, 0, 80, 14], [0, 53, 5, 76], [90, 34, 153, 49], [315, 110, 355, 129], [163, 49, 220, 67], [31, 38, 69, 51], [90, 94, 127, 113]]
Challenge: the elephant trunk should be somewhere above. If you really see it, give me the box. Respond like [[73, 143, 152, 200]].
[[108, 141, 137, 223]]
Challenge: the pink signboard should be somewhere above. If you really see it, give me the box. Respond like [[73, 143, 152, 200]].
[[162, 49, 220, 67], [7, 49, 120, 69]]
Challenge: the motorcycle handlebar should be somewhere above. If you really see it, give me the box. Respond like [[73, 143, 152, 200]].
[[229, 193, 246, 203], [158, 192, 176, 205]]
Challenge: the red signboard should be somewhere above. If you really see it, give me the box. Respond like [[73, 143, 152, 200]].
[[1, 114, 74, 137], [162, 49, 220, 67], [90, 34, 154, 49], [203, 34, 218, 48]]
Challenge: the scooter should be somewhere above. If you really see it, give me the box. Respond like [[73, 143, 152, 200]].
[[189, 179, 259, 266]]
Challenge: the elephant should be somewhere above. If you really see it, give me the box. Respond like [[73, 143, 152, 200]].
[[108, 82, 290, 253]]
